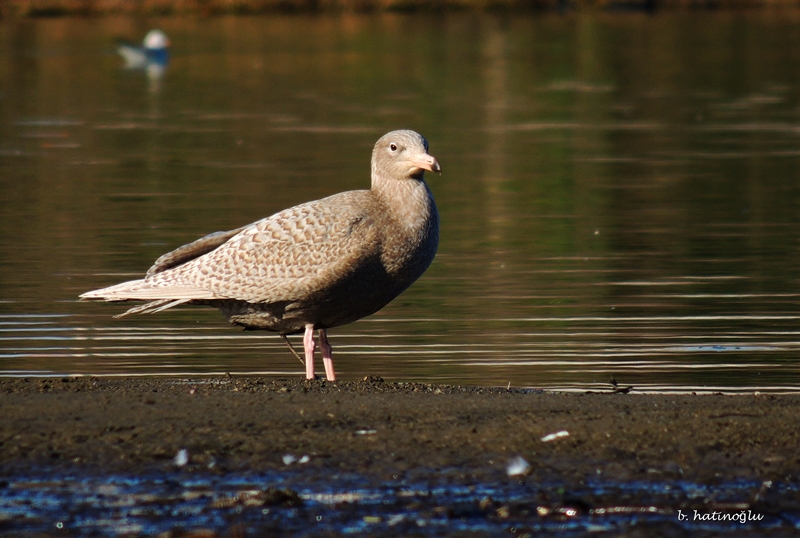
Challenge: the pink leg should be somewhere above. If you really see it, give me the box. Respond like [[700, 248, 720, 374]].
[[303, 325, 316, 379], [319, 329, 336, 381]]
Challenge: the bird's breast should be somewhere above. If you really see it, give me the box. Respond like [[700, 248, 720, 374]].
[[378, 187, 439, 280]]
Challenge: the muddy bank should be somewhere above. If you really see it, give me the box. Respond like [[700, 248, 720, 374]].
[[2, 376, 800, 536], [1, 376, 798, 485]]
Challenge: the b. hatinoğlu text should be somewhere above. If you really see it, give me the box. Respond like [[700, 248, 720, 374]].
[[678, 510, 764, 524]]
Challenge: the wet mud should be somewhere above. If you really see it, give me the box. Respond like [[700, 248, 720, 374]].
[[1, 377, 799, 536]]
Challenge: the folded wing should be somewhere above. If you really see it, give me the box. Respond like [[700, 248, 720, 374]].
[[81, 191, 380, 310]]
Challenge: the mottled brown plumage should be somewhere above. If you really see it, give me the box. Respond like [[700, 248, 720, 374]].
[[81, 130, 441, 380]]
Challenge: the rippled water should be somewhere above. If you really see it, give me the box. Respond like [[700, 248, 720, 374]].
[[3, 13, 800, 391]]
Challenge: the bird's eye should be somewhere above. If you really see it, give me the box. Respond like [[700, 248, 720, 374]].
[[389, 143, 397, 151]]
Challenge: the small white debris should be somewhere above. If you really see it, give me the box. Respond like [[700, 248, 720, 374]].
[[536, 506, 550, 516], [387, 514, 405, 526], [506, 455, 531, 477], [355, 429, 377, 435], [282, 454, 310, 465], [541, 430, 570, 443], [173, 449, 189, 467]]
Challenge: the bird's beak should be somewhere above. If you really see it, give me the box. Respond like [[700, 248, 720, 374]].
[[411, 154, 442, 175]]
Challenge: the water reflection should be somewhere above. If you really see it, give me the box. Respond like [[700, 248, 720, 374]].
[[2, 13, 800, 390]]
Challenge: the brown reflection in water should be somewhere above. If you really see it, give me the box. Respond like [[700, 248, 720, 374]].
[[481, 17, 511, 340], [4, 14, 800, 387]]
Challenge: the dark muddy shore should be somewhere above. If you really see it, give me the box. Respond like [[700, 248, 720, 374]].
[[2, 376, 798, 483], [1, 377, 799, 536]]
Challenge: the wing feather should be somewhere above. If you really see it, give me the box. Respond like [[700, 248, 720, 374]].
[[146, 225, 248, 277], [146, 191, 381, 303]]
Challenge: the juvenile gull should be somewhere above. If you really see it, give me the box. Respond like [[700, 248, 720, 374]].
[[81, 130, 441, 381]]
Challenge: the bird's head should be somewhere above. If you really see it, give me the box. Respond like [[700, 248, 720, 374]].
[[371, 130, 441, 183], [144, 30, 170, 51]]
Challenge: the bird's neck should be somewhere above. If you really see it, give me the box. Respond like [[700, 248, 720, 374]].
[[372, 174, 436, 232]]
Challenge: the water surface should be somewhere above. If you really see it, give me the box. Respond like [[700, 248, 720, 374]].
[[3, 13, 800, 391]]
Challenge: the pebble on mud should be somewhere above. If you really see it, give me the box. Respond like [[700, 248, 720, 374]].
[[210, 487, 303, 509]]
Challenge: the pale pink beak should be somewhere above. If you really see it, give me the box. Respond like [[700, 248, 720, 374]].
[[412, 154, 442, 175]]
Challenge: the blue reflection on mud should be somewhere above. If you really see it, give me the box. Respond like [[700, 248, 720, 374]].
[[1, 469, 795, 536]]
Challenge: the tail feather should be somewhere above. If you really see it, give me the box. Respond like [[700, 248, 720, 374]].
[[80, 278, 219, 302], [113, 299, 192, 318], [81, 278, 220, 318]]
